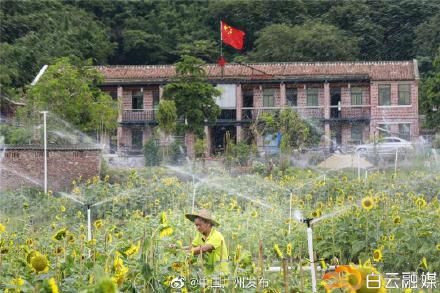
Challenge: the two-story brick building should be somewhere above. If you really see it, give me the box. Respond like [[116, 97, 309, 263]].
[[96, 60, 419, 156]]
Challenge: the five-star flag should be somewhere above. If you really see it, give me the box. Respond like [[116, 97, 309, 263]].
[[221, 21, 245, 50]]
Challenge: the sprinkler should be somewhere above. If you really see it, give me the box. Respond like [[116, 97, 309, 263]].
[[292, 205, 353, 293], [293, 210, 317, 293], [300, 217, 318, 293]]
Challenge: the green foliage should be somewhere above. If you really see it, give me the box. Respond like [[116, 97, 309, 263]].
[[0, 124, 33, 145], [0, 1, 115, 89], [157, 100, 177, 136], [194, 137, 207, 159], [21, 57, 117, 133], [261, 109, 310, 150], [144, 138, 162, 167], [224, 133, 253, 167], [420, 48, 440, 130], [414, 14, 440, 72], [250, 22, 360, 62], [162, 56, 220, 135]]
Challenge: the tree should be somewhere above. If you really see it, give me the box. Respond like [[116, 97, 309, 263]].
[[21, 57, 117, 135], [414, 13, 440, 73], [249, 22, 360, 62], [420, 48, 440, 131], [162, 55, 221, 157], [261, 109, 310, 150], [157, 100, 177, 158], [0, 1, 115, 90]]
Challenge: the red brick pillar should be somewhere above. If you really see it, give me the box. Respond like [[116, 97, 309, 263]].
[[236, 84, 242, 143], [324, 82, 331, 146], [280, 83, 286, 107], [117, 86, 123, 153], [185, 132, 195, 159], [204, 126, 211, 156]]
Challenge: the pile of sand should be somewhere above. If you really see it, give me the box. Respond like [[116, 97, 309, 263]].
[[318, 154, 373, 170]]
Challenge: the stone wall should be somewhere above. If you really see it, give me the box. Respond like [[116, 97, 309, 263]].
[[0, 147, 101, 192]]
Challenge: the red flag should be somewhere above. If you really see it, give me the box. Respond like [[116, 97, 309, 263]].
[[221, 21, 245, 50]]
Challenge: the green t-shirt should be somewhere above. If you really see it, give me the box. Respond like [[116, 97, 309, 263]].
[[192, 227, 229, 275]]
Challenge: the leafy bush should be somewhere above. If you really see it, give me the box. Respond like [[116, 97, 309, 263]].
[[0, 124, 33, 144], [144, 138, 162, 166]]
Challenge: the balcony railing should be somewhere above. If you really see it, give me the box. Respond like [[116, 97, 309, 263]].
[[122, 109, 156, 122], [328, 105, 371, 120], [241, 106, 325, 120], [218, 109, 237, 121]]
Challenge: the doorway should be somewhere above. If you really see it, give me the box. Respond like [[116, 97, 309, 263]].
[[211, 126, 236, 155], [330, 87, 341, 118]]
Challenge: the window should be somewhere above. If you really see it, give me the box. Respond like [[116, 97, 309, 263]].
[[153, 90, 160, 109], [399, 123, 411, 141], [378, 124, 391, 137], [351, 87, 363, 105], [286, 88, 297, 106], [131, 129, 143, 149], [132, 91, 144, 109], [398, 84, 410, 105], [351, 125, 363, 143], [307, 88, 319, 106], [263, 88, 275, 107], [378, 84, 391, 106]]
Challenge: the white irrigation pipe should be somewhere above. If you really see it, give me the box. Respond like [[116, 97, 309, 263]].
[[87, 205, 92, 241], [40, 111, 48, 193], [307, 226, 317, 293]]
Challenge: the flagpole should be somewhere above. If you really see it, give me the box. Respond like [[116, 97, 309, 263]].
[[220, 20, 224, 77], [220, 20, 223, 57]]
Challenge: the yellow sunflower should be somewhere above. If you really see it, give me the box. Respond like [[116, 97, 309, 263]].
[[124, 241, 140, 257], [273, 244, 283, 259], [373, 249, 383, 262], [0, 223, 6, 233], [94, 220, 103, 229], [52, 228, 68, 241], [11, 277, 25, 287], [48, 277, 59, 293], [159, 226, 173, 238], [286, 243, 292, 257], [415, 197, 427, 209], [311, 209, 322, 218], [436, 244, 440, 251], [31, 253, 49, 273], [361, 196, 374, 211], [393, 215, 401, 225]]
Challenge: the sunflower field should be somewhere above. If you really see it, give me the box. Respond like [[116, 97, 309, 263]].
[[0, 166, 439, 292]]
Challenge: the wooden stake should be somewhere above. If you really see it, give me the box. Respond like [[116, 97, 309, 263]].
[[282, 258, 289, 293]]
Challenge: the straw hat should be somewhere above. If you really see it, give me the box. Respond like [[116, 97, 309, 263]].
[[185, 209, 219, 226]]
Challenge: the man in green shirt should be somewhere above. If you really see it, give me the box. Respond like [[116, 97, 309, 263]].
[[185, 209, 229, 275]]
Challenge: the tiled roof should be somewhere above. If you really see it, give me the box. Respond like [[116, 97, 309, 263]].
[[96, 60, 418, 83]]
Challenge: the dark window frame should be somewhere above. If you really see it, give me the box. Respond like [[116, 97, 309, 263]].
[[351, 87, 363, 105], [263, 88, 275, 107], [398, 84, 411, 105], [307, 87, 319, 106], [398, 123, 411, 141], [131, 128, 143, 148], [286, 88, 298, 107], [378, 84, 391, 106], [132, 91, 144, 110]]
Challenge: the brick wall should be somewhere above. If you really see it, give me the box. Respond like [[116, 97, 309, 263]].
[[370, 81, 419, 140], [0, 148, 101, 192]]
